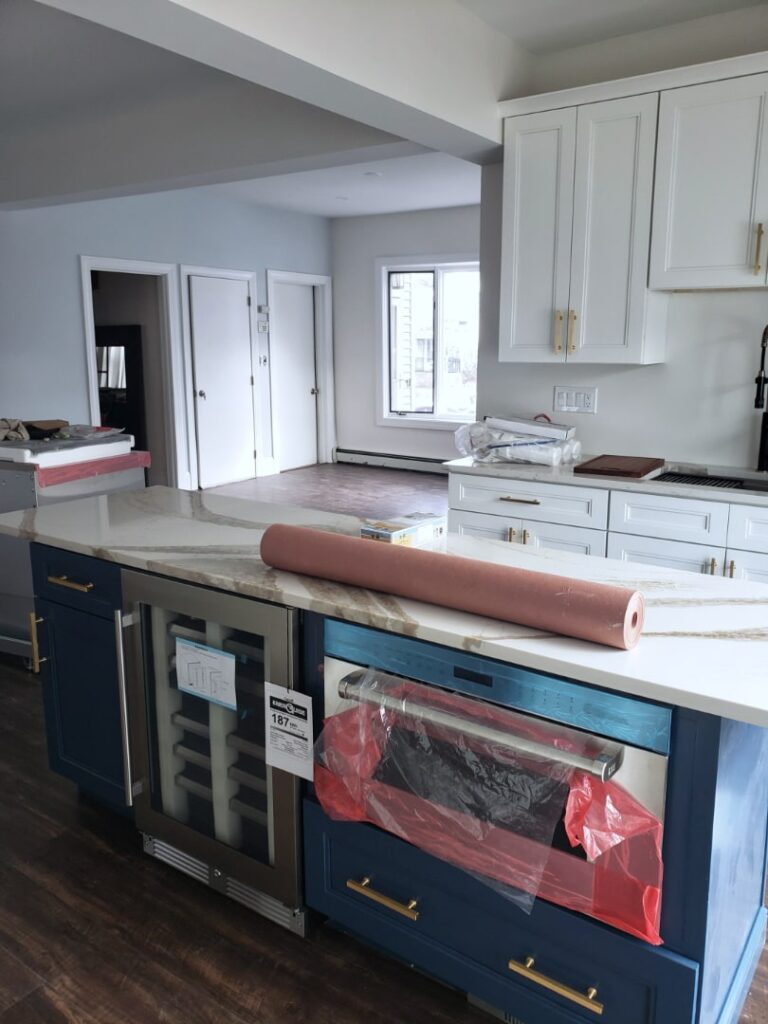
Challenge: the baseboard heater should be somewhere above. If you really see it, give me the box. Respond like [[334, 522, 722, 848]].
[[334, 448, 449, 475]]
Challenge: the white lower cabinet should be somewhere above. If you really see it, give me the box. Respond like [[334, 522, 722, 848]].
[[607, 533, 725, 575], [724, 549, 768, 583], [448, 509, 606, 557]]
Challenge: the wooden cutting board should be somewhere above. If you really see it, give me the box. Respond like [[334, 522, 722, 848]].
[[574, 454, 665, 478]]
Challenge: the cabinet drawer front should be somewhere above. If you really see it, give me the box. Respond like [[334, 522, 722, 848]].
[[607, 533, 724, 576], [608, 491, 728, 546], [526, 520, 606, 557], [32, 544, 121, 618], [727, 503, 768, 555], [725, 548, 768, 583], [304, 801, 698, 1024], [449, 474, 608, 529], [449, 509, 523, 543]]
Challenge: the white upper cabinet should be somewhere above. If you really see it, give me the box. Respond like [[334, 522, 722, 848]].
[[650, 74, 768, 289], [499, 95, 666, 364], [498, 108, 576, 363]]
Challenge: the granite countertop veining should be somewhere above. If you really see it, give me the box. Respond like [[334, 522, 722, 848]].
[[446, 456, 768, 507], [1, 486, 767, 727]]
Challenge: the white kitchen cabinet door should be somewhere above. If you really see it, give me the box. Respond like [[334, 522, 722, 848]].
[[726, 502, 768, 555], [498, 108, 576, 363], [609, 490, 729, 546], [448, 509, 523, 543], [607, 533, 725, 575], [525, 521, 607, 557], [724, 549, 768, 583], [568, 95, 667, 364], [449, 473, 609, 530], [650, 74, 768, 289]]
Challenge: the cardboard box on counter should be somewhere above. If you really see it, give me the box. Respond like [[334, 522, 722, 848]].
[[361, 513, 446, 546]]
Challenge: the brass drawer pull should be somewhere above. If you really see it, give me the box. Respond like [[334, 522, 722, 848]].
[[346, 877, 419, 920], [507, 527, 517, 542], [508, 956, 604, 1016], [567, 309, 578, 353], [47, 574, 95, 594], [28, 613, 47, 675], [728, 559, 736, 579], [522, 529, 531, 545], [708, 558, 718, 576], [754, 222, 764, 276], [553, 310, 564, 354], [499, 496, 541, 506]]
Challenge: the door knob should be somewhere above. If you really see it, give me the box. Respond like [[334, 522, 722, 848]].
[[197, 390, 206, 399], [310, 387, 319, 395]]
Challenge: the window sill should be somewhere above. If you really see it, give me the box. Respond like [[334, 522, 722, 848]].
[[377, 414, 473, 432]]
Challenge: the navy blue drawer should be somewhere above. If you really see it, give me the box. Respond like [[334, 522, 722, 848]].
[[32, 544, 121, 619], [324, 621, 671, 754], [304, 801, 698, 1024]]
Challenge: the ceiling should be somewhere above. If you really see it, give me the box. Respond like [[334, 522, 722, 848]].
[[207, 153, 481, 218], [457, 0, 766, 53]]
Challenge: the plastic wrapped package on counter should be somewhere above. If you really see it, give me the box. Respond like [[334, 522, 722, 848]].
[[455, 422, 580, 466], [314, 671, 665, 944]]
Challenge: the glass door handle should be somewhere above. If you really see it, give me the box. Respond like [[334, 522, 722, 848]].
[[114, 609, 141, 807]]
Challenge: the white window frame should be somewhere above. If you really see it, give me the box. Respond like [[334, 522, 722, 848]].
[[375, 253, 479, 431]]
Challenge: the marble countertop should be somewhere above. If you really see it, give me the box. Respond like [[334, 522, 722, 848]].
[[446, 456, 768, 507], [1, 486, 768, 727]]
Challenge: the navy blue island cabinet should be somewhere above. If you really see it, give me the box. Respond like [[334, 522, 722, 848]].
[[303, 615, 768, 1024], [30, 543, 129, 810]]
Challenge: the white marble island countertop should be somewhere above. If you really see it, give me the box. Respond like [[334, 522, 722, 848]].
[[1, 486, 767, 727]]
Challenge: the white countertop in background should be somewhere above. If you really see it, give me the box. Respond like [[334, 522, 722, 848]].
[[1, 486, 767, 726], [446, 456, 768, 507]]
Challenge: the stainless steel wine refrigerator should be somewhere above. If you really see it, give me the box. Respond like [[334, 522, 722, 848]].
[[119, 570, 305, 934]]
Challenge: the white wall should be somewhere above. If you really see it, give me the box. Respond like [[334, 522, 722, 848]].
[[331, 206, 480, 461], [478, 164, 768, 470], [527, 5, 768, 95], [0, 189, 330, 471], [92, 272, 168, 485]]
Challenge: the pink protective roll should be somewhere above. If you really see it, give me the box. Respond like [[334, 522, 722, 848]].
[[260, 524, 644, 650]]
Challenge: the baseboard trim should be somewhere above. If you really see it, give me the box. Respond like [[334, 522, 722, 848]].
[[334, 448, 449, 475]]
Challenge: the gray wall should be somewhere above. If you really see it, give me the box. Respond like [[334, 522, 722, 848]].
[[331, 205, 480, 461], [478, 164, 768, 469], [0, 189, 331, 438]]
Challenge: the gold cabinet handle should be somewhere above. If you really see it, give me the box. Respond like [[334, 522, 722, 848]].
[[507, 527, 517, 542], [754, 222, 764, 276], [508, 956, 603, 1016], [28, 613, 47, 675], [346, 877, 419, 921], [728, 559, 736, 579], [708, 558, 718, 576], [47, 574, 95, 594], [499, 496, 541, 506], [567, 309, 578, 353], [522, 529, 531, 545], [553, 310, 564, 354]]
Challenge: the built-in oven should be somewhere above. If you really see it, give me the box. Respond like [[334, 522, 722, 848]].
[[318, 622, 671, 945], [119, 570, 305, 934]]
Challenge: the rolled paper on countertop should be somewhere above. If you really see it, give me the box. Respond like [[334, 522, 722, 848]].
[[260, 524, 644, 650]]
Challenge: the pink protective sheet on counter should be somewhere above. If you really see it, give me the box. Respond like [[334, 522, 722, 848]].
[[260, 524, 644, 649], [314, 678, 665, 944]]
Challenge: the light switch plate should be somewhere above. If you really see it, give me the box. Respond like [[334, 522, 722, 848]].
[[553, 386, 598, 414]]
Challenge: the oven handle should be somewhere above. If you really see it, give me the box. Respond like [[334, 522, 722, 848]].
[[114, 609, 143, 806], [337, 671, 624, 782]]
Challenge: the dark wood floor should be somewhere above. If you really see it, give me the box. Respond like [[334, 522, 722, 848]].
[[209, 464, 449, 520]]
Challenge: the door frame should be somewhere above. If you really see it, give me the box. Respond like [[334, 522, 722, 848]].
[[266, 270, 335, 471], [180, 265, 262, 486], [80, 255, 186, 487]]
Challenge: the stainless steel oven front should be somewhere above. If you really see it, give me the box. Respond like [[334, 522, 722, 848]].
[[119, 570, 305, 934]]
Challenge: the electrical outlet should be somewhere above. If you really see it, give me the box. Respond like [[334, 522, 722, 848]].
[[553, 386, 598, 414]]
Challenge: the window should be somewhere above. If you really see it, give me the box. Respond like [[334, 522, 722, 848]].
[[384, 260, 479, 426]]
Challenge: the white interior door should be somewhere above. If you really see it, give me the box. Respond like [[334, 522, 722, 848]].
[[189, 275, 255, 488], [271, 280, 318, 471]]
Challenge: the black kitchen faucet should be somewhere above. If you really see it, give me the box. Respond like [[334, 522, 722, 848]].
[[755, 323, 768, 471]]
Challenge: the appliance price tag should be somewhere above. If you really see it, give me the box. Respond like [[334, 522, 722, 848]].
[[264, 682, 314, 781]]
